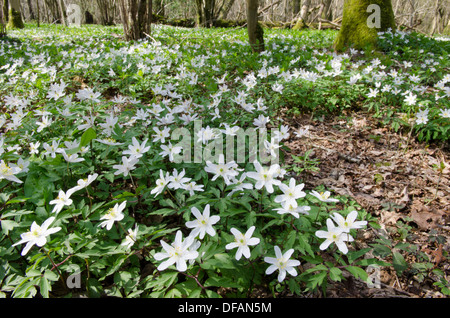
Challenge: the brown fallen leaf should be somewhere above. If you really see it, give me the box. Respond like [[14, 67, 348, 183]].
[[410, 200, 444, 230]]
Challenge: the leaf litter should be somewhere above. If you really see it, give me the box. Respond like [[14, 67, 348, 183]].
[[282, 110, 449, 297]]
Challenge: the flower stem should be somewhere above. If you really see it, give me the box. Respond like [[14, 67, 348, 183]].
[[43, 248, 68, 292]]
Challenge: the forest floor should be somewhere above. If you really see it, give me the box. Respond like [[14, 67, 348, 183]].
[[281, 110, 449, 298]]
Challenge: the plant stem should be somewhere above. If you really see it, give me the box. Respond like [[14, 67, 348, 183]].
[[44, 248, 68, 292]]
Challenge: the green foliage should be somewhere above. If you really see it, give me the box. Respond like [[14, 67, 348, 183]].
[[0, 23, 448, 299]]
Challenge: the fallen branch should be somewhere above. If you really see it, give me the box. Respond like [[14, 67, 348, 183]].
[[318, 18, 341, 30], [258, 0, 282, 15]]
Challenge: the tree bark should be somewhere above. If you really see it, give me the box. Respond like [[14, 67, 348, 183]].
[[195, 0, 215, 27], [27, 0, 35, 20], [247, 0, 264, 53], [57, 0, 67, 26], [218, 0, 235, 20], [333, 0, 396, 51], [6, 0, 24, 29], [293, 0, 311, 29], [120, 0, 152, 41]]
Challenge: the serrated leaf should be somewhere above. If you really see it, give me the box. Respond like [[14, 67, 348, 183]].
[[329, 267, 343, 282], [346, 266, 368, 282], [39, 277, 50, 298]]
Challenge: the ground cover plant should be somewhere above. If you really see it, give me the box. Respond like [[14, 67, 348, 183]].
[[0, 23, 448, 298]]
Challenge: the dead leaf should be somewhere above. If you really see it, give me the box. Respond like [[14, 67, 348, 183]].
[[410, 200, 444, 230]]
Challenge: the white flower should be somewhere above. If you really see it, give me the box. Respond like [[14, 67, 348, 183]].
[[225, 226, 260, 260], [246, 160, 281, 193], [227, 172, 253, 196], [415, 108, 429, 125], [367, 88, 378, 98], [294, 126, 310, 138], [315, 219, 353, 254], [121, 226, 138, 249], [95, 138, 124, 146], [182, 181, 204, 196], [330, 211, 367, 233], [274, 178, 306, 209], [253, 115, 270, 130], [36, 115, 53, 132], [159, 142, 182, 162], [69, 173, 98, 194], [309, 190, 339, 203], [13, 217, 61, 256], [167, 168, 191, 190], [404, 91, 417, 106], [264, 138, 281, 158], [152, 126, 171, 143], [264, 246, 300, 283], [154, 230, 199, 272], [274, 204, 310, 219], [185, 204, 220, 239], [151, 170, 170, 197], [61, 150, 85, 163], [49, 189, 76, 214], [29, 141, 40, 155], [0, 160, 23, 184], [204, 154, 239, 185], [99, 201, 126, 230], [123, 137, 150, 159], [196, 126, 218, 144], [113, 155, 139, 177], [440, 108, 450, 118], [273, 125, 290, 141], [220, 124, 240, 136], [43, 140, 63, 158]]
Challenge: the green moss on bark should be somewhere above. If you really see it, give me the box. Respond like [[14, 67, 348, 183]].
[[292, 18, 308, 30], [333, 0, 395, 51], [6, 8, 24, 30]]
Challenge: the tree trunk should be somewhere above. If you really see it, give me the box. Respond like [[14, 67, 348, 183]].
[[0, 0, 6, 35], [57, 0, 67, 26], [333, 0, 396, 51], [430, 0, 441, 35], [247, 0, 264, 53], [2, 0, 8, 24], [293, 0, 311, 29], [293, 0, 300, 16], [36, 0, 39, 27], [195, 0, 215, 27], [6, 0, 24, 29], [120, 0, 152, 41], [218, 0, 235, 20], [27, 0, 35, 20]]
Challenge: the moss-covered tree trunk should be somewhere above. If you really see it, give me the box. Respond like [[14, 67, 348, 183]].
[[333, 0, 396, 51], [293, 0, 311, 30], [6, 0, 24, 29], [247, 0, 264, 53], [195, 0, 215, 27]]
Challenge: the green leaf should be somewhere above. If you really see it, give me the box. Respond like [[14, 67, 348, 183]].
[[308, 270, 327, 290], [329, 267, 343, 282], [297, 234, 315, 257], [346, 266, 368, 282], [39, 277, 50, 298], [285, 230, 297, 249], [204, 275, 241, 289], [1, 220, 20, 235], [43, 269, 59, 282], [392, 252, 408, 275], [80, 127, 97, 148], [346, 248, 372, 264]]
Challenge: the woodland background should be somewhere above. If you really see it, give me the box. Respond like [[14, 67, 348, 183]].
[[2, 0, 450, 36]]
